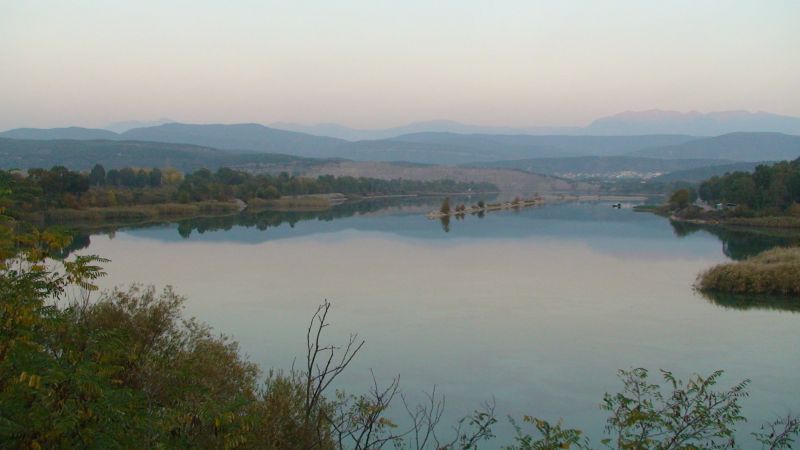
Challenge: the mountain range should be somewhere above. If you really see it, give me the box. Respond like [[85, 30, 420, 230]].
[[2, 111, 800, 184], [465, 156, 737, 179], [3, 123, 798, 165], [0, 138, 324, 173], [270, 110, 800, 140]]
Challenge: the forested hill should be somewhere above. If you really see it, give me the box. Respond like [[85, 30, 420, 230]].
[[3, 124, 798, 167], [464, 156, 733, 178], [121, 123, 349, 156], [0, 138, 322, 172], [697, 158, 800, 213], [651, 162, 764, 183], [0, 126, 120, 140], [632, 132, 800, 161]]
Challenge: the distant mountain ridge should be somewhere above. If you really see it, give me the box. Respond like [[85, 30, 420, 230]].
[[465, 156, 736, 179], [1, 127, 120, 141], [631, 132, 800, 162], [587, 110, 800, 136], [0, 138, 319, 173], [272, 110, 800, 140], [270, 120, 582, 141], [2, 119, 799, 166], [0, 123, 698, 165], [104, 118, 174, 133], [121, 123, 348, 156]]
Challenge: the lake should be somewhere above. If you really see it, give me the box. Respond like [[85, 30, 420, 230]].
[[74, 199, 800, 444]]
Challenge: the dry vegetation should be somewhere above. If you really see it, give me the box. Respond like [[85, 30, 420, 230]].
[[697, 247, 800, 296], [304, 161, 595, 193]]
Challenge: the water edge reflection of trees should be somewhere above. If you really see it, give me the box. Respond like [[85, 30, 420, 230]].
[[669, 220, 800, 261], [700, 291, 800, 313], [58, 195, 493, 255]]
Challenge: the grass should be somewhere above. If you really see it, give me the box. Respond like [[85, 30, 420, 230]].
[[697, 247, 800, 296]]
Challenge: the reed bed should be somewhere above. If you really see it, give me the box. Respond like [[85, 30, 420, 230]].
[[697, 247, 800, 296]]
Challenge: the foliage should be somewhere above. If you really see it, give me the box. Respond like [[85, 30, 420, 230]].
[[440, 197, 451, 214], [698, 159, 800, 214], [0, 167, 496, 217], [600, 368, 748, 449], [697, 246, 800, 296], [507, 416, 588, 449], [669, 188, 696, 210]]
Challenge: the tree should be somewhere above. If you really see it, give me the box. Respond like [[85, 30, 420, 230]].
[[149, 168, 163, 187], [669, 188, 693, 209], [440, 197, 451, 214], [89, 164, 106, 186], [119, 167, 136, 187], [106, 169, 121, 187]]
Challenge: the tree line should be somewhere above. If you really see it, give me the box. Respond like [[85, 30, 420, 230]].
[[697, 158, 800, 215], [0, 165, 497, 212]]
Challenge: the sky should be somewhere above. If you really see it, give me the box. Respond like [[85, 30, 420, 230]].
[[1, 0, 799, 130]]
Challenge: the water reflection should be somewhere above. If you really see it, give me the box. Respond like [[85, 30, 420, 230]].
[[81, 210, 800, 444], [61, 200, 800, 267], [669, 220, 800, 260], [439, 215, 450, 233], [59, 195, 484, 253], [700, 291, 800, 313]]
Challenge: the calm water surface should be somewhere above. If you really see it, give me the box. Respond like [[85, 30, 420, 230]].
[[78, 200, 800, 443]]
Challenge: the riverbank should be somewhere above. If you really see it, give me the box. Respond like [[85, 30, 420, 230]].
[[634, 203, 800, 230], [697, 247, 800, 296], [669, 214, 800, 230]]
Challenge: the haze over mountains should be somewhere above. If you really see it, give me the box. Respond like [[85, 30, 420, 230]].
[[271, 110, 800, 140], [2, 109, 799, 184]]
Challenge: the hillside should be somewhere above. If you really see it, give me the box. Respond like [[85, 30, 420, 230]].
[[0, 138, 582, 195], [272, 110, 800, 139], [303, 161, 591, 194], [467, 156, 734, 179], [631, 132, 800, 161], [7, 123, 795, 167], [0, 127, 120, 141], [650, 162, 766, 183], [587, 110, 800, 136], [0, 138, 318, 173], [270, 120, 583, 141], [391, 133, 697, 158], [120, 123, 348, 157]]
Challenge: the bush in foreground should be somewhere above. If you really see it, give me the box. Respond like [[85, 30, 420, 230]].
[[1, 255, 798, 449]]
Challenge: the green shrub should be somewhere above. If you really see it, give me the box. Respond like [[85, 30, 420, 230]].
[[697, 247, 800, 295]]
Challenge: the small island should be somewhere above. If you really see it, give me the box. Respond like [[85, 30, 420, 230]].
[[426, 196, 544, 219]]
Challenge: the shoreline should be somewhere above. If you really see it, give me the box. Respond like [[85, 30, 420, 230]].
[[668, 214, 800, 230]]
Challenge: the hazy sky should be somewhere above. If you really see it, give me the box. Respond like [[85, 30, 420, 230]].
[[2, 0, 799, 130]]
